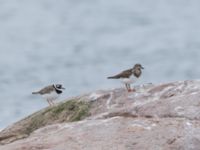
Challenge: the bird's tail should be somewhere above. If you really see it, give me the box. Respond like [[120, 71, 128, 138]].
[[32, 91, 39, 94], [107, 76, 118, 79]]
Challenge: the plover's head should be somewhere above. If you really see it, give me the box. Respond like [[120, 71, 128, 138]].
[[133, 64, 144, 70], [54, 84, 65, 90]]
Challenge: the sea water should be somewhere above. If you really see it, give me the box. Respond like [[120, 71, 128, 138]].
[[0, 0, 200, 129]]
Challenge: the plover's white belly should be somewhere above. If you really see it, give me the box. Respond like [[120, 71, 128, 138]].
[[121, 75, 138, 84], [42, 91, 59, 101]]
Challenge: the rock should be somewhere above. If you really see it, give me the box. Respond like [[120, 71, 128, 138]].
[[0, 100, 90, 145], [1, 80, 200, 150]]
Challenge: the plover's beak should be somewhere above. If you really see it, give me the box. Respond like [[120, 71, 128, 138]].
[[141, 66, 144, 69]]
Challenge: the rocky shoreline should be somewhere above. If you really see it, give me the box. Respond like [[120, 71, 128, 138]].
[[1, 80, 200, 150]]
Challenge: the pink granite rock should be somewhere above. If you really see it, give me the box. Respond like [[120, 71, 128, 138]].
[[1, 80, 200, 150]]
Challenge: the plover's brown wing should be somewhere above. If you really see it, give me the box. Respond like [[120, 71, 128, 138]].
[[107, 69, 132, 79], [32, 85, 54, 95]]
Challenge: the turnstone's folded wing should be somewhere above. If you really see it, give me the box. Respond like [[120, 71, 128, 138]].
[[107, 69, 132, 79]]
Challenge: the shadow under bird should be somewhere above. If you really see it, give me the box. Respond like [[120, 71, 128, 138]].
[[32, 84, 65, 106], [107, 64, 144, 92]]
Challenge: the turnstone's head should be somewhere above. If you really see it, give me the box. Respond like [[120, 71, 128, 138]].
[[54, 84, 65, 90], [133, 64, 144, 70]]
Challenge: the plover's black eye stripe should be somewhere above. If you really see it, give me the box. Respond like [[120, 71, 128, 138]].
[[56, 84, 62, 89]]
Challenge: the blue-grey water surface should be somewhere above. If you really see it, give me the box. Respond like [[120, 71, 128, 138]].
[[1, 0, 200, 129]]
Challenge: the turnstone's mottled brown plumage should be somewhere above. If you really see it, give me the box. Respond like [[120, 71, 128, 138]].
[[108, 64, 144, 92]]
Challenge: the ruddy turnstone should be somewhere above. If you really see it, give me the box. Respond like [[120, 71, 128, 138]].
[[32, 84, 65, 106], [107, 64, 144, 92]]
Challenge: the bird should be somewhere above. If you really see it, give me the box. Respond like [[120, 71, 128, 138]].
[[32, 84, 65, 106], [107, 64, 144, 92]]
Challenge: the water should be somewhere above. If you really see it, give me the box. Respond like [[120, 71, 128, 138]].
[[0, 0, 200, 129]]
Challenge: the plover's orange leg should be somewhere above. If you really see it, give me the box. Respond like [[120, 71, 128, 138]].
[[50, 99, 55, 106], [47, 99, 52, 106]]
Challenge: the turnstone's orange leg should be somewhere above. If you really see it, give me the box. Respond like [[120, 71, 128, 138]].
[[127, 84, 132, 92], [128, 84, 135, 92], [131, 88, 136, 92], [125, 84, 130, 92]]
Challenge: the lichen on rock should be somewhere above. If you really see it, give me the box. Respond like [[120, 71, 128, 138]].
[[0, 99, 91, 144], [1, 80, 200, 150]]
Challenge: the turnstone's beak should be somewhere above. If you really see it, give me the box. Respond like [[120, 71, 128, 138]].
[[61, 87, 65, 90], [141, 66, 144, 69]]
